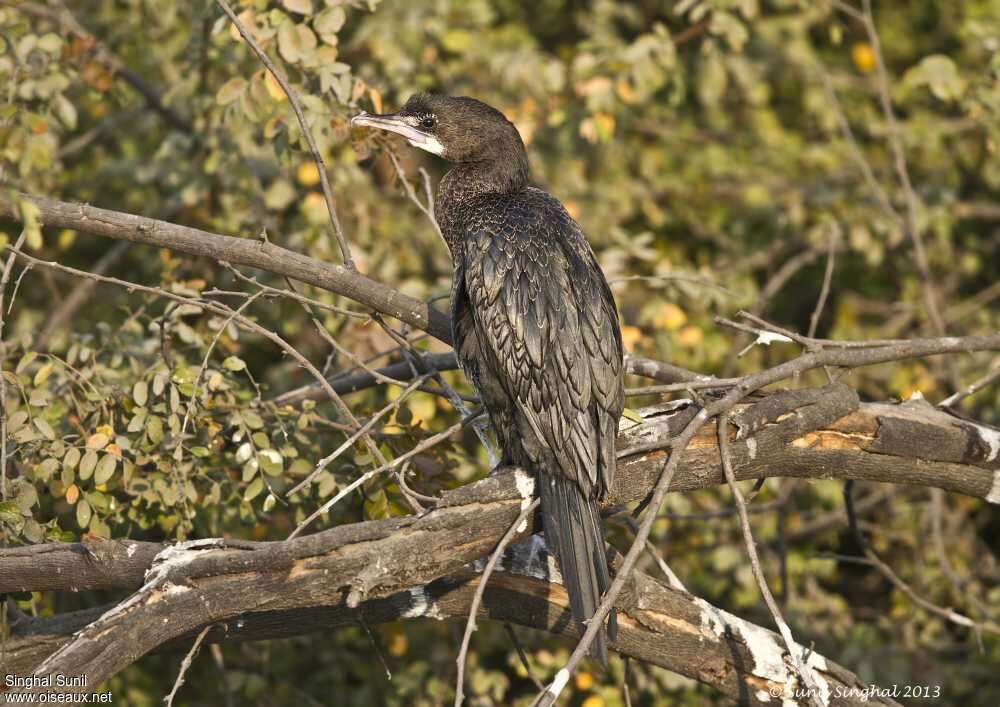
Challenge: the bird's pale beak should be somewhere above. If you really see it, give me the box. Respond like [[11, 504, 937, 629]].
[[351, 111, 444, 156]]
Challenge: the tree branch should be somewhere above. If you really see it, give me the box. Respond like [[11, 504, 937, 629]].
[[0, 191, 452, 343], [6, 546, 901, 707], [4, 385, 999, 596], [0, 191, 706, 387]]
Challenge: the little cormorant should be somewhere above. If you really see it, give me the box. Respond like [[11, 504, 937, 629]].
[[352, 94, 625, 664]]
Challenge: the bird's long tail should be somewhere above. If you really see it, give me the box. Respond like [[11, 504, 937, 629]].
[[538, 474, 616, 666]]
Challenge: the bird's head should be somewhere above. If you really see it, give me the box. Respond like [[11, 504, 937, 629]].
[[351, 93, 526, 164]]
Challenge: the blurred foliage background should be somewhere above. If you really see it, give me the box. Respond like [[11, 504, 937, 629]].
[[1, 0, 998, 705]]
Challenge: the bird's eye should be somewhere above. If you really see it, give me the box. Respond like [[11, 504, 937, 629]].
[[421, 116, 436, 129]]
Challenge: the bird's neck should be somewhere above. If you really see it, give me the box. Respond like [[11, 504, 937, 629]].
[[436, 151, 529, 250]]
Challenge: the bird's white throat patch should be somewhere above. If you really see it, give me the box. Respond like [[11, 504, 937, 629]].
[[409, 135, 444, 156]]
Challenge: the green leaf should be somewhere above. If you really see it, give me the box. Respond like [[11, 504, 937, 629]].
[[317, 471, 336, 497], [277, 19, 317, 64], [363, 487, 389, 520], [921, 55, 966, 101], [76, 498, 92, 529], [15, 351, 37, 374], [146, 416, 164, 444], [128, 410, 147, 433], [15, 483, 39, 512], [34, 417, 56, 440], [235, 442, 253, 464], [79, 450, 99, 480], [133, 380, 148, 407], [0, 501, 22, 524], [7, 410, 28, 433], [61, 462, 75, 488], [18, 198, 43, 250], [216, 77, 246, 105], [283, 0, 313, 14], [264, 179, 297, 210], [244, 476, 265, 502], [53, 93, 78, 130], [223, 356, 246, 371], [64, 447, 81, 469], [315, 7, 345, 39], [441, 29, 471, 53], [88, 515, 110, 539], [22, 518, 44, 543], [34, 457, 60, 482], [621, 408, 644, 423], [94, 454, 117, 485], [243, 410, 265, 430], [258, 449, 284, 476]]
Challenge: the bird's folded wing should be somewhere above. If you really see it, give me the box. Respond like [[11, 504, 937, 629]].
[[462, 213, 623, 497]]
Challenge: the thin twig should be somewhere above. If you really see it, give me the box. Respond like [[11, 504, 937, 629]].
[[718, 416, 823, 707], [807, 232, 837, 339], [164, 625, 212, 707], [288, 419, 465, 540], [455, 498, 540, 707], [504, 624, 544, 691], [215, 0, 354, 269], [385, 146, 446, 247], [843, 482, 999, 635], [938, 363, 1000, 408], [286, 373, 433, 497]]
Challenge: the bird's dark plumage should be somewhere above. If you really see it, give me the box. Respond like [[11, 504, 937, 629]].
[[352, 94, 625, 663]]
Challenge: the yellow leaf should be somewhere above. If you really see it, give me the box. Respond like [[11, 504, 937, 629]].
[[86, 433, 110, 450], [677, 325, 704, 348], [851, 43, 875, 74], [297, 162, 321, 187], [441, 30, 471, 53], [620, 325, 643, 351], [409, 395, 437, 427], [228, 10, 256, 42], [654, 303, 687, 331], [621, 408, 644, 423], [615, 77, 636, 104], [581, 696, 605, 707], [387, 631, 407, 656], [264, 70, 287, 101], [33, 362, 54, 386], [593, 112, 615, 142], [369, 87, 383, 114], [65, 484, 80, 505], [575, 672, 594, 690]]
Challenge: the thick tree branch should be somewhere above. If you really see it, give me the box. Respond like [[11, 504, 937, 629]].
[[4, 385, 999, 597], [3, 386, 997, 703], [6, 545, 900, 707]]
